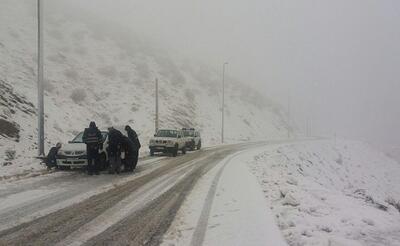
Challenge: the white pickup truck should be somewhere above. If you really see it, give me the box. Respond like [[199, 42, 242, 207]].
[[182, 128, 202, 151], [149, 129, 187, 157]]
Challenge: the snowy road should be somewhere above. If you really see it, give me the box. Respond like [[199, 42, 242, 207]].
[[162, 147, 287, 246], [0, 142, 288, 246]]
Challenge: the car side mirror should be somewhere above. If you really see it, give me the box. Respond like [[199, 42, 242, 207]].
[[154, 134, 157, 137], [68, 141, 72, 143]]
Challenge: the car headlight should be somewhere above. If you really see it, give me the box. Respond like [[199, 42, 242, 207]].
[[150, 139, 155, 144], [58, 149, 65, 155], [75, 150, 86, 156]]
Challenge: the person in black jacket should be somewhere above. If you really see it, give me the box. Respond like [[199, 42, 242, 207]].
[[121, 135, 135, 172], [82, 121, 103, 175], [107, 127, 123, 174], [125, 125, 141, 169], [46, 142, 62, 170]]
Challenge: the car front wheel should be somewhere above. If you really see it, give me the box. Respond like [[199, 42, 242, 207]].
[[197, 141, 201, 150]]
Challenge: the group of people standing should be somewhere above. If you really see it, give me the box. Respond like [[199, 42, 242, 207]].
[[83, 122, 141, 175]]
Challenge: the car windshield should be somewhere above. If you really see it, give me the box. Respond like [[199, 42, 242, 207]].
[[71, 131, 107, 143], [156, 130, 177, 138], [183, 131, 194, 137]]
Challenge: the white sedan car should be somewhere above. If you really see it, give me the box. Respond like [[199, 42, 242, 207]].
[[56, 131, 108, 170]]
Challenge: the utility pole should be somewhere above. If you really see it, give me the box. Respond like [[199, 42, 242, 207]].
[[37, 0, 45, 156], [155, 78, 159, 133], [287, 94, 291, 139], [221, 62, 228, 144]]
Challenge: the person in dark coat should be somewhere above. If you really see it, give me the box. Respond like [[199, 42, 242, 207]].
[[107, 127, 123, 174], [82, 121, 103, 175], [125, 125, 141, 170], [46, 142, 62, 170], [120, 135, 135, 172]]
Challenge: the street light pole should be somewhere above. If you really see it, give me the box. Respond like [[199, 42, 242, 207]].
[[221, 62, 228, 144], [287, 93, 291, 139], [155, 78, 159, 133], [37, 0, 45, 156]]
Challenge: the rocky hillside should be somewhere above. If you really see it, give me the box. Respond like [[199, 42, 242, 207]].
[[0, 0, 289, 176]]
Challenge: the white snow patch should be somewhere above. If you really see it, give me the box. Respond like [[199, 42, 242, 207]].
[[247, 139, 400, 246], [162, 148, 287, 246]]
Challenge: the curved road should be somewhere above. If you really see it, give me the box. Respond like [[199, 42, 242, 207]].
[[0, 142, 268, 246]]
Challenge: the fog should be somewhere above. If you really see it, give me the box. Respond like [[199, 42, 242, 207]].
[[52, 0, 400, 145]]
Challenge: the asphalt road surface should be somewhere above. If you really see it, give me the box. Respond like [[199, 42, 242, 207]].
[[0, 142, 269, 246]]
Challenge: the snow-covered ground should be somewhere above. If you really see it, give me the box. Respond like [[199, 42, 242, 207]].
[[0, 0, 289, 178], [163, 140, 400, 246], [162, 146, 288, 246], [0, 156, 167, 232], [248, 140, 400, 246]]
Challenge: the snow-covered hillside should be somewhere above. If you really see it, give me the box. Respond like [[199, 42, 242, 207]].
[[248, 140, 400, 246], [0, 1, 288, 177]]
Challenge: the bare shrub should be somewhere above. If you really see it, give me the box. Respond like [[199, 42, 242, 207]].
[[72, 30, 87, 41], [47, 53, 67, 64], [64, 69, 79, 81], [97, 65, 117, 78], [119, 71, 131, 83], [43, 79, 55, 92], [3, 149, 16, 166], [0, 119, 20, 140], [243, 119, 251, 127], [136, 62, 150, 80], [70, 89, 86, 103], [184, 89, 195, 100], [74, 46, 87, 56], [131, 102, 139, 112], [386, 197, 400, 213], [5, 149, 16, 161], [47, 29, 63, 40]]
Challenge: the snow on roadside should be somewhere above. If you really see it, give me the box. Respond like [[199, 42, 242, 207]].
[[247, 140, 400, 246], [162, 149, 287, 246]]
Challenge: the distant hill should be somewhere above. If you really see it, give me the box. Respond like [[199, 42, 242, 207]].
[[0, 0, 290, 174]]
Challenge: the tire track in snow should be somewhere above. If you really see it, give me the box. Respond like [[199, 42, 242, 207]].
[[84, 148, 239, 246], [190, 150, 247, 246], [57, 161, 199, 246], [0, 149, 214, 245], [0, 157, 167, 233]]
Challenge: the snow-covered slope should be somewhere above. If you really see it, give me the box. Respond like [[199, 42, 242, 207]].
[[0, 1, 288, 177], [248, 140, 400, 246]]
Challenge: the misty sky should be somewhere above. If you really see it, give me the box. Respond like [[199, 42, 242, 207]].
[[53, 0, 400, 145]]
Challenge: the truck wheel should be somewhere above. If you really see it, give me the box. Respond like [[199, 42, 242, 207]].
[[172, 145, 178, 157], [197, 141, 201, 150], [190, 141, 195, 151], [150, 149, 155, 156], [182, 146, 186, 154]]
